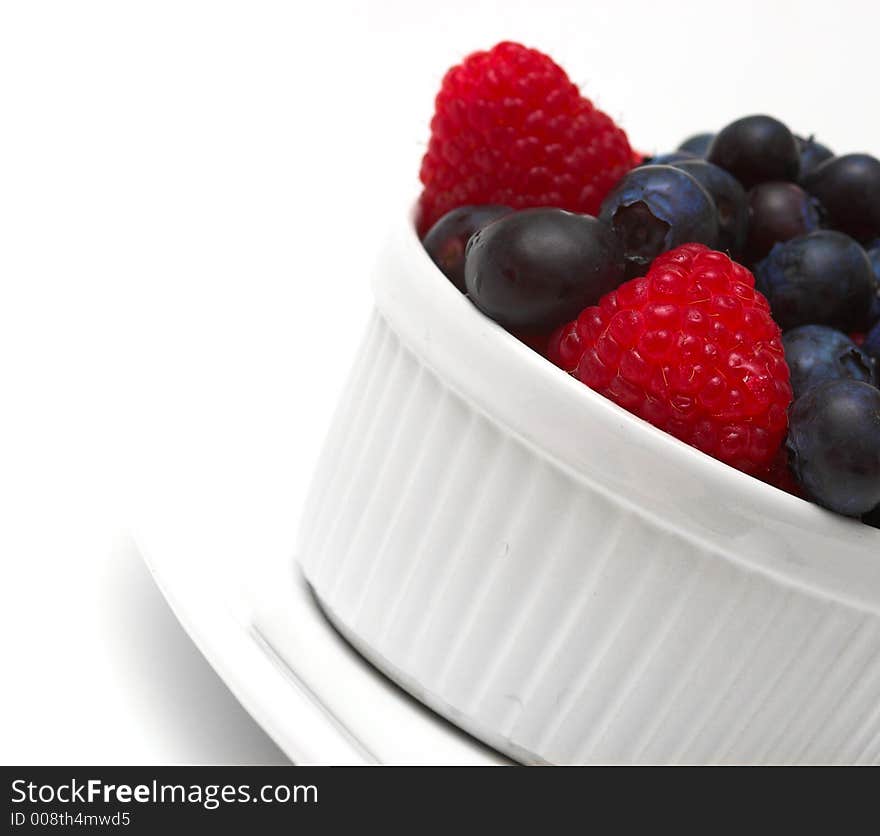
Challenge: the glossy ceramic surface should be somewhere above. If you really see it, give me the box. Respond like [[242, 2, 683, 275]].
[[300, 210, 880, 764]]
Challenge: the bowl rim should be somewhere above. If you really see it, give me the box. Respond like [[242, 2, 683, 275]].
[[369, 203, 880, 613]]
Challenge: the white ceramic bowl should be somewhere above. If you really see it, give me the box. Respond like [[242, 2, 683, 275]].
[[298, 207, 880, 765]]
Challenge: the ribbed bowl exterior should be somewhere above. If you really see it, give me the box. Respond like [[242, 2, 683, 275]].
[[298, 216, 880, 765]]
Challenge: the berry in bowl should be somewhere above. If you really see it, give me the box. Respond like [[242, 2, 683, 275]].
[[298, 42, 880, 764]]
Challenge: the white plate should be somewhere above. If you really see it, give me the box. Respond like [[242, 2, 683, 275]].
[[136, 524, 507, 765]]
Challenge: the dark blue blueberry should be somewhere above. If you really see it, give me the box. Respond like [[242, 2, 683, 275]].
[[678, 132, 715, 157], [786, 380, 880, 516], [864, 504, 880, 529], [782, 325, 876, 400], [641, 151, 697, 166], [802, 153, 880, 242], [865, 320, 880, 363], [755, 231, 874, 332], [598, 165, 718, 276], [707, 115, 800, 188], [795, 135, 834, 183], [464, 209, 626, 330], [866, 238, 880, 326], [421, 204, 512, 292], [746, 181, 823, 263], [671, 159, 748, 258]]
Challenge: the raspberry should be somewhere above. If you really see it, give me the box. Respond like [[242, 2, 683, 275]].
[[417, 42, 633, 235], [759, 448, 805, 498], [549, 244, 793, 475]]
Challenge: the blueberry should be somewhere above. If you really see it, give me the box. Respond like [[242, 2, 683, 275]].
[[782, 325, 876, 399], [864, 504, 880, 529], [755, 231, 874, 332], [865, 320, 880, 363], [671, 159, 748, 258], [745, 182, 823, 263], [786, 380, 880, 516], [678, 132, 715, 157], [802, 153, 880, 242], [641, 151, 697, 166], [598, 165, 718, 276], [464, 208, 626, 330], [795, 135, 834, 182], [421, 205, 513, 292], [707, 115, 800, 188], [865, 238, 880, 326]]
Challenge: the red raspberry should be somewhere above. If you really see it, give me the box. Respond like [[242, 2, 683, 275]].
[[549, 244, 793, 475], [417, 42, 633, 235], [758, 447, 805, 498]]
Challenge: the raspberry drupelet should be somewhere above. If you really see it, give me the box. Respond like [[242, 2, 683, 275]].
[[549, 244, 793, 475], [417, 41, 633, 235]]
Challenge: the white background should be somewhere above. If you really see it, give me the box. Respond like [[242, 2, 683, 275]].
[[2, 0, 878, 763]]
